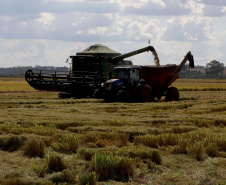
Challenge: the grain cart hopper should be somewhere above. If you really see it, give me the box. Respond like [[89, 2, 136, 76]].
[[25, 44, 156, 98], [104, 51, 194, 102]]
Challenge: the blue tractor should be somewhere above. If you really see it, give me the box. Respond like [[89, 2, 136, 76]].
[[104, 66, 153, 102]]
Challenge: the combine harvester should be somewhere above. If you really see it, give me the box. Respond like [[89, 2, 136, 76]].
[[25, 44, 160, 98], [104, 51, 194, 102], [25, 43, 194, 101]]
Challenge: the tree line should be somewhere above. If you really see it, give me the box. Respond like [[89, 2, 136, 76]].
[[180, 60, 225, 79], [0, 66, 68, 78], [0, 61, 225, 79]]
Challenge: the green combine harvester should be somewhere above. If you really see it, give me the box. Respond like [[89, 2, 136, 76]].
[[25, 44, 157, 98]]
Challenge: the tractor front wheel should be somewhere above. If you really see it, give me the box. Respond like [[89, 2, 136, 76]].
[[165, 87, 179, 101], [118, 89, 131, 102], [58, 92, 72, 99]]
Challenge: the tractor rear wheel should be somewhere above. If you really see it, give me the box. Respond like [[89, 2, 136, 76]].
[[165, 87, 179, 101], [118, 89, 131, 102], [140, 84, 153, 102]]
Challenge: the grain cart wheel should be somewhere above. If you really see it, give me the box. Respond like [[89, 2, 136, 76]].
[[118, 89, 131, 102], [140, 84, 153, 102], [165, 87, 179, 101]]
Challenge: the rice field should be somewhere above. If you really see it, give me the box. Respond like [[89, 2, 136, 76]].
[[0, 78, 36, 92], [174, 79, 226, 91], [1, 78, 226, 92], [0, 78, 225, 184]]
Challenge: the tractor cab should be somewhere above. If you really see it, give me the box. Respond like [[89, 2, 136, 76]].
[[104, 66, 144, 102], [115, 67, 141, 87], [105, 67, 141, 92]]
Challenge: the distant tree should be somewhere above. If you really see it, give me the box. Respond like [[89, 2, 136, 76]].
[[205, 60, 224, 77], [180, 70, 206, 79], [181, 64, 189, 71], [0, 66, 68, 78]]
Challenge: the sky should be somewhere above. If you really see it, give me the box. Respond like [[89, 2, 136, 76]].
[[0, 0, 226, 68]]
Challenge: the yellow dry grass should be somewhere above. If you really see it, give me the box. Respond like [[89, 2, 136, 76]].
[[0, 78, 36, 92], [173, 79, 226, 91], [1, 78, 226, 92]]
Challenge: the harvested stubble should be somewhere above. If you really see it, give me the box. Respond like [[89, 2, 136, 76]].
[[0, 79, 225, 185]]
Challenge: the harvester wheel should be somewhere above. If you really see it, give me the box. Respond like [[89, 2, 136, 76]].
[[104, 93, 111, 102], [165, 87, 179, 101], [93, 89, 103, 99], [140, 84, 153, 102], [118, 89, 131, 102], [58, 92, 72, 99]]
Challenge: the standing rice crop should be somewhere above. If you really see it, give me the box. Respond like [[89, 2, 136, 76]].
[[23, 139, 46, 158], [89, 152, 135, 182]]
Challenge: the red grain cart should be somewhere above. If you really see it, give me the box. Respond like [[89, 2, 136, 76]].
[[140, 52, 194, 101], [104, 51, 194, 102]]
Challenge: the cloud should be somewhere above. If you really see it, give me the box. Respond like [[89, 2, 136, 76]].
[[202, 5, 226, 17], [192, 0, 226, 17], [124, 0, 192, 16], [198, 0, 226, 6], [0, 0, 225, 68], [0, 10, 163, 43], [0, 0, 120, 15], [0, 39, 79, 67], [162, 17, 214, 42], [0, 12, 115, 41], [0, 0, 197, 42]]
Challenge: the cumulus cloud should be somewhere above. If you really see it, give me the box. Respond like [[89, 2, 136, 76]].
[[192, 0, 226, 17], [0, 0, 205, 42], [0, 0, 119, 15], [198, 0, 226, 6], [162, 17, 214, 42], [0, 0, 225, 67], [202, 5, 226, 17], [124, 0, 192, 16]]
